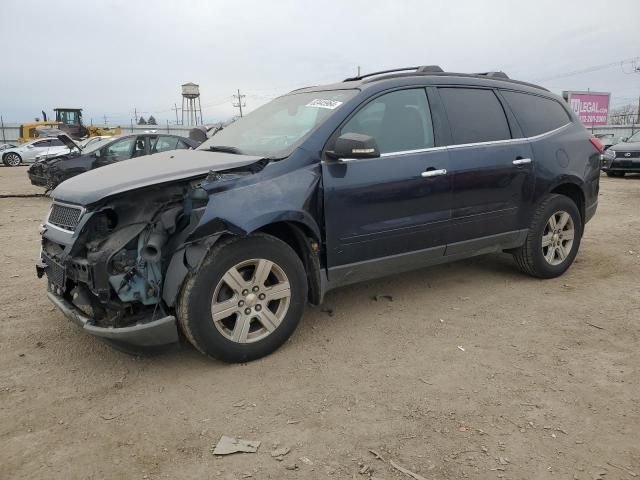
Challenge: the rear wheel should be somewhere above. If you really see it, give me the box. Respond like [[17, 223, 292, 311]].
[[512, 194, 582, 278], [606, 171, 625, 177], [177, 234, 307, 363], [3, 153, 22, 167]]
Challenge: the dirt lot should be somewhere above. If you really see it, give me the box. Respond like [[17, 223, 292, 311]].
[[1, 165, 638, 480]]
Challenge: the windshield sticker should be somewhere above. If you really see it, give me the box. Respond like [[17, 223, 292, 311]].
[[305, 99, 343, 109]]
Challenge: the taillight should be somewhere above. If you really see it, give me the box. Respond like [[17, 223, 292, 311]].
[[589, 136, 604, 154]]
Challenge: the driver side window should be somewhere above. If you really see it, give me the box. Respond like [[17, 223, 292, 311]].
[[341, 89, 435, 154], [101, 137, 136, 161]]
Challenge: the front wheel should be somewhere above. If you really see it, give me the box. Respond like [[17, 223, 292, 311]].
[[3, 153, 22, 167], [177, 234, 307, 363], [512, 194, 582, 278]]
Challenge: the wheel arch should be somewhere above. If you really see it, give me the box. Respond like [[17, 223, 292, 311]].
[[251, 220, 324, 306], [163, 215, 325, 308], [547, 180, 586, 226]]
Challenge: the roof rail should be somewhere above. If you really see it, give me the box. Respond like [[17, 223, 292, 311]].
[[475, 71, 510, 79], [344, 65, 443, 82]]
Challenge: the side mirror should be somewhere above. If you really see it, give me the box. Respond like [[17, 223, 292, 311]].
[[326, 133, 380, 161], [621, 137, 628, 142]]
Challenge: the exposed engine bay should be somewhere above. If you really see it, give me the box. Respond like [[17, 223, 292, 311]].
[[38, 169, 257, 332]]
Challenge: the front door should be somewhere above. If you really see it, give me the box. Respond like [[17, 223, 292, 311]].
[[322, 88, 451, 284], [437, 87, 535, 247]]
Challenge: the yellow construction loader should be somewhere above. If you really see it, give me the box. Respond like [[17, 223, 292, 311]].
[[18, 107, 121, 143]]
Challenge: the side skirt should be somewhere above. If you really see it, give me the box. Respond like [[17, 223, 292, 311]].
[[324, 229, 528, 292]]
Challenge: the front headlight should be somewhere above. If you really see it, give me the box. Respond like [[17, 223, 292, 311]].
[[604, 150, 616, 162]]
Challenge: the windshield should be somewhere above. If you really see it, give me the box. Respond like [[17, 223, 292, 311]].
[[626, 131, 640, 143], [198, 89, 357, 157]]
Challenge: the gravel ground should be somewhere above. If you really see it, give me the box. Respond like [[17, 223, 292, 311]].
[[1, 165, 639, 480]]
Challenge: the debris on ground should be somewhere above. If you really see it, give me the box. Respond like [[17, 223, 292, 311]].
[[284, 463, 298, 471], [606, 461, 637, 477], [586, 322, 605, 330], [359, 463, 372, 474], [286, 419, 300, 424], [369, 449, 385, 461], [389, 460, 428, 480], [233, 400, 246, 407], [99, 413, 120, 421], [457, 346, 465, 352], [321, 308, 334, 317], [271, 446, 291, 460], [372, 294, 393, 302], [212, 435, 260, 455], [299, 456, 313, 465]]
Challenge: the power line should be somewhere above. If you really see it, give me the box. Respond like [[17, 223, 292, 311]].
[[535, 57, 640, 82]]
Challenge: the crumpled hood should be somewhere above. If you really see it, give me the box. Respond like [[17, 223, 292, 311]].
[[610, 141, 640, 152], [52, 149, 264, 206]]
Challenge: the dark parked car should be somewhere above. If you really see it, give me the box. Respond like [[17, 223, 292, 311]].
[[37, 66, 601, 362], [601, 130, 640, 176], [27, 133, 199, 189]]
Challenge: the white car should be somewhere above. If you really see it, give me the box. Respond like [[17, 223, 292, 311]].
[[2, 138, 72, 167]]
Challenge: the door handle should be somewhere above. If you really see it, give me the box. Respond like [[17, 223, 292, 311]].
[[421, 168, 447, 178], [512, 158, 532, 165]]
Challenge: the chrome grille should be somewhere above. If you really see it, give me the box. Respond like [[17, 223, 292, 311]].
[[48, 203, 82, 231], [616, 151, 640, 158], [42, 253, 65, 288]]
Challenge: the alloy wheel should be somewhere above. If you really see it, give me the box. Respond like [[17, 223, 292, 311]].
[[210, 259, 291, 343], [541, 210, 575, 266], [5, 153, 20, 166]]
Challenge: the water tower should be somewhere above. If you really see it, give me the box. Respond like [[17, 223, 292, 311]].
[[181, 82, 203, 126]]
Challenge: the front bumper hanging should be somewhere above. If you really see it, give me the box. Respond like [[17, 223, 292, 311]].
[[47, 292, 179, 347]]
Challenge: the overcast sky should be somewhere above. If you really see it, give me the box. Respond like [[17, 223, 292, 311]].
[[0, 0, 638, 125]]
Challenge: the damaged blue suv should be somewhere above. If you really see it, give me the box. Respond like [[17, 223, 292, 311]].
[[37, 66, 601, 362]]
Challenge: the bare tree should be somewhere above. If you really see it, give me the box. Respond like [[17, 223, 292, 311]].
[[609, 104, 638, 125]]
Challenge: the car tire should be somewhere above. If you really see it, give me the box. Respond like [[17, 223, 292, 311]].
[[177, 233, 307, 363], [3, 152, 22, 167], [512, 194, 582, 278], [606, 171, 625, 177]]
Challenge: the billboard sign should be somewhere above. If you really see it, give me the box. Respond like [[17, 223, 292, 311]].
[[563, 91, 610, 126]]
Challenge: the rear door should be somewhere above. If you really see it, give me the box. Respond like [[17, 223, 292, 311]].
[[438, 87, 534, 249], [322, 88, 451, 278], [27, 139, 52, 161]]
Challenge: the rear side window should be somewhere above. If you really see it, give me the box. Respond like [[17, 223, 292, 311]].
[[151, 136, 182, 153], [439, 88, 511, 144], [501, 91, 571, 137]]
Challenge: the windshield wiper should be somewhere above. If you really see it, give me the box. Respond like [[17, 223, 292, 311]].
[[208, 145, 242, 154]]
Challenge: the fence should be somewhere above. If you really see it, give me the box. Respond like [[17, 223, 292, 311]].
[[0, 121, 196, 144], [0, 119, 636, 146]]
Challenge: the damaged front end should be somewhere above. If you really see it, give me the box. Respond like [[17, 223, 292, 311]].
[[37, 181, 212, 347]]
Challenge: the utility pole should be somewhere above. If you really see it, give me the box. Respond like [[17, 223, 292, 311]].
[[103, 115, 107, 126], [172, 103, 180, 125], [134, 108, 138, 123], [357, 65, 361, 77], [233, 89, 246, 117]]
